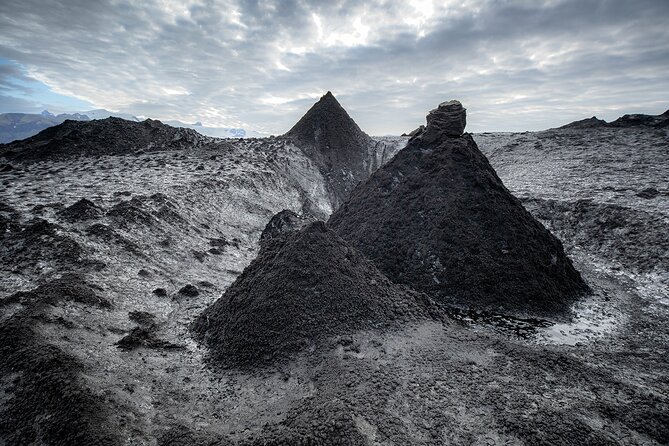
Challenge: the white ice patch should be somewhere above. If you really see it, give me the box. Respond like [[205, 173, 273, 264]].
[[537, 293, 622, 346]]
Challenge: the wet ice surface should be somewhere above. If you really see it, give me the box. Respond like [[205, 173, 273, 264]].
[[1, 129, 668, 444]]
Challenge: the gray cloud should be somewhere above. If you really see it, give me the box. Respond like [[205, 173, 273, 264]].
[[0, 0, 668, 133]]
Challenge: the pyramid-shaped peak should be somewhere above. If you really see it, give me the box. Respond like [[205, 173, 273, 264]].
[[283, 92, 376, 208], [284, 91, 361, 141]]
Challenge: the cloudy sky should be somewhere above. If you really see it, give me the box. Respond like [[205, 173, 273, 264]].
[[1, 0, 668, 134]]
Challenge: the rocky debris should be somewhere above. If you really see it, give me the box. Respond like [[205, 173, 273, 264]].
[[559, 116, 609, 129], [58, 198, 104, 222], [259, 209, 317, 245], [107, 193, 185, 229], [247, 398, 367, 445], [107, 197, 157, 227], [128, 310, 156, 326], [118, 311, 182, 351], [0, 117, 210, 160], [85, 223, 146, 257], [194, 222, 436, 368], [192, 250, 208, 262], [0, 201, 21, 234], [402, 125, 425, 137], [636, 187, 660, 199], [1, 274, 111, 309], [609, 109, 669, 128], [116, 326, 182, 351], [0, 163, 13, 172], [283, 91, 378, 208], [417, 100, 467, 141], [1, 218, 84, 271], [0, 315, 122, 445], [329, 101, 588, 318], [153, 287, 168, 297], [158, 425, 232, 446], [524, 197, 669, 273], [178, 284, 199, 297], [208, 237, 229, 250]]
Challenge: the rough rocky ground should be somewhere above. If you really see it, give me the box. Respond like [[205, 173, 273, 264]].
[[0, 120, 667, 444]]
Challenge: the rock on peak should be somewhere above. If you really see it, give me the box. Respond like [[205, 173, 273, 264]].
[[418, 100, 467, 142]]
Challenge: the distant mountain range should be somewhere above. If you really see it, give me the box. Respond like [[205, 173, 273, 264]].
[[0, 109, 262, 143], [558, 109, 669, 130]]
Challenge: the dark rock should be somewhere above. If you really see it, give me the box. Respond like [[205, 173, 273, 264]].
[[178, 284, 199, 297], [58, 198, 103, 222], [259, 209, 316, 245], [137, 269, 151, 278], [153, 288, 168, 297], [609, 110, 669, 128], [208, 237, 228, 247], [559, 116, 608, 129], [637, 187, 660, 199], [192, 250, 207, 262], [417, 100, 466, 142], [329, 101, 588, 318], [116, 326, 182, 351], [405, 125, 425, 137], [128, 310, 155, 326], [193, 222, 437, 368], [0, 163, 13, 172]]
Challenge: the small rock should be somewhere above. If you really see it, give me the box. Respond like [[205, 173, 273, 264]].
[[178, 284, 199, 297], [152, 288, 167, 297], [637, 187, 660, 199]]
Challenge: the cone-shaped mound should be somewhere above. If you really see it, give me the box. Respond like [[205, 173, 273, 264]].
[[193, 221, 434, 367], [329, 101, 588, 317], [1, 117, 207, 160], [284, 92, 376, 207]]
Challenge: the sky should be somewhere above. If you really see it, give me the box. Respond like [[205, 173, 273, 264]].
[[0, 0, 668, 134]]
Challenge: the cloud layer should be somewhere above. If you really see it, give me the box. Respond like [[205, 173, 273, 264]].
[[1, 0, 668, 133]]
